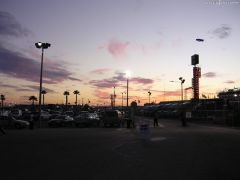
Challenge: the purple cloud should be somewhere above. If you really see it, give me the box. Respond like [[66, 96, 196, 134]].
[[89, 79, 119, 88], [202, 72, 217, 78], [211, 24, 232, 39], [94, 89, 110, 99], [131, 77, 154, 84], [99, 39, 129, 58], [163, 90, 181, 97], [90, 68, 112, 75], [0, 82, 18, 89], [23, 85, 56, 93], [113, 72, 126, 81], [89, 72, 154, 89], [0, 45, 81, 84], [0, 11, 31, 37], [224, 80, 235, 84], [108, 39, 129, 58], [68, 77, 82, 82]]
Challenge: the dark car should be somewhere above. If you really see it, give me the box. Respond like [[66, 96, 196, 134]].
[[74, 112, 100, 127], [0, 116, 29, 129], [101, 110, 123, 127], [48, 115, 74, 127]]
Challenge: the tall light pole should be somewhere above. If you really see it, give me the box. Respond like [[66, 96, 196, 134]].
[[125, 71, 131, 108], [121, 92, 124, 111], [35, 42, 51, 126], [121, 92, 126, 111], [148, 91, 151, 104], [179, 77, 185, 103], [113, 86, 116, 108]]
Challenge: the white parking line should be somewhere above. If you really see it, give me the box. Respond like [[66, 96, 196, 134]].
[[150, 137, 167, 142]]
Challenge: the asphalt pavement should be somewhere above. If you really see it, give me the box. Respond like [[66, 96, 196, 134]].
[[1, 117, 240, 180]]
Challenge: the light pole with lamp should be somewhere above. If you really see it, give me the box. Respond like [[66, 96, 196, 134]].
[[35, 42, 51, 127], [113, 86, 116, 108], [179, 77, 185, 103], [121, 92, 126, 112], [148, 91, 151, 104], [125, 71, 131, 108]]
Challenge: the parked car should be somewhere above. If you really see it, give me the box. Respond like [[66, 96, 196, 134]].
[[11, 109, 22, 118], [40, 111, 51, 120], [74, 112, 100, 127], [0, 116, 29, 129], [63, 111, 75, 117], [48, 115, 74, 127], [101, 110, 123, 127]]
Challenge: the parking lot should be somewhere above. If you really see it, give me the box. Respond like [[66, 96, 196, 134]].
[[1, 118, 240, 180]]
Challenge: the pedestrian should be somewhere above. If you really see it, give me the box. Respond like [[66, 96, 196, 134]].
[[154, 113, 159, 127], [29, 114, 34, 130], [180, 110, 186, 127], [0, 125, 6, 135]]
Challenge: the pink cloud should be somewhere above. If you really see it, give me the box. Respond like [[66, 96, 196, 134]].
[[202, 72, 217, 78], [224, 80, 235, 84], [89, 79, 118, 88], [163, 90, 181, 97], [130, 77, 154, 85], [99, 39, 130, 58], [108, 39, 129, 58], [94, 89, 110, 100], [90, 68, 112, 75]]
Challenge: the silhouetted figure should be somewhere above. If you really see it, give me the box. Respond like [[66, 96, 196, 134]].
[[127, 118, 131, 128], [181, 111, 186, 127], [0, 125, 6, 135], [29, 114, 34, 130], [154, 113, 159, 127]]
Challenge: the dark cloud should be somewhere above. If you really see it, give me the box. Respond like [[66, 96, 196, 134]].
[[90, 68, 111, 75], [0, 82, 18, 89], [0, 82, 55, 93], [89, 72, 154, 89], [113, 72, 126, 81], [0, 44, 81, 84], [0, 11, 31, 37], [202, 72, 217, 78], [23, 85, 56, 93], [224, 80, 235, 84], [68, 77, 82, 82], [89, 79, 119, 88], [15, 88, 35, 92], [212, 24, 232, 39], [131, 77, 154, 84]]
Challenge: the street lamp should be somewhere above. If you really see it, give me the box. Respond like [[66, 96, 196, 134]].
[[179, 77, 185, 103], [148, 91, 152, 104], [113, 86, 116, 108], [125, 71, 131, 107], [35, 42, 51, 126], [121, 92, 126, 111]]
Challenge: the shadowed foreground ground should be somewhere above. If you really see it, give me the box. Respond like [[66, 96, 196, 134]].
[[1, 118, 240, 180]]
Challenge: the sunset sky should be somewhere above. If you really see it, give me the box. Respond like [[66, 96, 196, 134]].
[[1, 0, 240, 106]]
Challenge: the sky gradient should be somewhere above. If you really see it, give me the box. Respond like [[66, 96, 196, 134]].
[[1, 0, 240, 106]]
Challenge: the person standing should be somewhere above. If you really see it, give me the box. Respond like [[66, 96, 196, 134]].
[[29, 114, 34, 130], [181, 110, 186, 127], [0, 124, 6, 135], [154, 113, 159, 127]]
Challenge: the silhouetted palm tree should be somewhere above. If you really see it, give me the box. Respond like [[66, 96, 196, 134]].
[[29, 96, 37, 105], [73, 90, 80, 105], [1, 94, 5, 113], [63, 91, 70, 106], [41, 90, 47, 106]]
